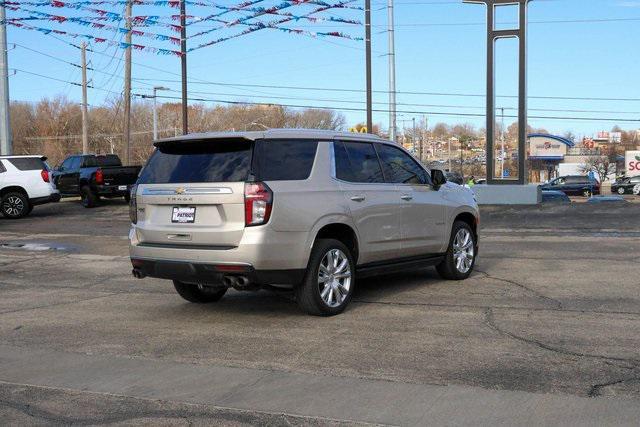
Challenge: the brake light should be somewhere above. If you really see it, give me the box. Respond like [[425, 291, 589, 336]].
[[41, 169, 50, 183], [244, 182, 273, 226], [95, 168, 104, 184]]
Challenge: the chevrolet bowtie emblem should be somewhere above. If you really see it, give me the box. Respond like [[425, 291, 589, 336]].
[[175, 187, 186, 195]]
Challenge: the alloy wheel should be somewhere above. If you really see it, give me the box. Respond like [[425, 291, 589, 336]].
[[453, 228, 475, 274], [317, 249, 352, 308], [3, 195, 25, 217]]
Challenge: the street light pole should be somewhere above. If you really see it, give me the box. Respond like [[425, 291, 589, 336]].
[[152, 86, 169, 140]]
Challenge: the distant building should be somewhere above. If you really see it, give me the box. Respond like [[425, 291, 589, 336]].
[[527, 134, 574, 183]]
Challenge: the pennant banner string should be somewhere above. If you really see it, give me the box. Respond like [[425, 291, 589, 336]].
[[3, 4, 181, 43], [189, 0, 359, 50], [6, 20, 183, 56]]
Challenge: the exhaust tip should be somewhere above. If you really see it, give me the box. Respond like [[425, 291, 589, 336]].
[[222, 275, 237, 287], [236, 276, 250, 287]]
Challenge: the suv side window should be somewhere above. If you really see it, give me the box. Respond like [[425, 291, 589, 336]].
[[0, 160, 6, 173], [335, 141, 384, 183], [375, 143, 430, 185], [7, 157, 46, 171], [254, 139, 318, 181]]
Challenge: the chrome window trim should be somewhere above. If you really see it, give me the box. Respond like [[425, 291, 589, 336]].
[[142, 187, 233, 196]]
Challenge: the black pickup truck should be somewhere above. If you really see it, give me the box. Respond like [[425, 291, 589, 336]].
[[52, 154, 141, 208]]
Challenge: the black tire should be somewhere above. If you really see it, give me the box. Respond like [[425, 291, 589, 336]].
[[80, 186, 99, 208], [173, 280, 227, 303], [436, 221, 477, 280], [582, 188, 592, 197], [617, 187, 626, 195], [1, 192, 30, 219], [296, 238, 355, 316]]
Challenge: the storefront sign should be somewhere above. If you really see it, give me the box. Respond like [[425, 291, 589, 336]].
[[529, 136, 567, 159], [625, 151, 640, 177]]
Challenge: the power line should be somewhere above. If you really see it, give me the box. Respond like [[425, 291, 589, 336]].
[[145, 93, 640, 123], [131, 77, 640, 103]]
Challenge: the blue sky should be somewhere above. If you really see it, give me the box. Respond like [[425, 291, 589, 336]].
[[6, 0, 640, 137]]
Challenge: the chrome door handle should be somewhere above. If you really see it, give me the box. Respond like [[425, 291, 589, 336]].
[[350, 195, 366, 202], [401, 195, 413, 201]]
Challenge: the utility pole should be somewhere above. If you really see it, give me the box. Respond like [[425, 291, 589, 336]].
[[387, 0, 396, 143], [180, 0, 188, 134], [80, 42, 89, 154], [122, 0, 132, 165], [0, 4, 11, 155], [364, 0, 372, 133]]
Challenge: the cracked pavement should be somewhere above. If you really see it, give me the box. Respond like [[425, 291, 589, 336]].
[[0, 199, 639, 425]]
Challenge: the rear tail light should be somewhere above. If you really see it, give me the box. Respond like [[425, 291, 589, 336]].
[[129, 185, 138, 224], [244, 182, 273, 226], [41, 169, 50, 183], [95, 168, 104, 184]]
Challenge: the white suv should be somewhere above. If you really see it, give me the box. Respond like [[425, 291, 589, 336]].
[[130, 130, 479, 316], [0, 155, 60, 218]]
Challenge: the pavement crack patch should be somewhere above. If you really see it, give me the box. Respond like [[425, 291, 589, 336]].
[[483, 307, 640, 366], [475, 269, 563, 309], [216, 372, 273, 406], [0, 292, 121, 316], [588, 375, 640, 398]]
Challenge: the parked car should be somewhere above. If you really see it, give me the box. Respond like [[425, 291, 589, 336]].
[[129, 129, 480, 316], [0, 155, 60, 218], [541, 190, 570, 203], [52, 154, 141, 208], [539, 175, 600, 197], [611, 176, 640, 195]]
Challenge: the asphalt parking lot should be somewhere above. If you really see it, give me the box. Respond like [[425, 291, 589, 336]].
[[1, 199, 640, 425]]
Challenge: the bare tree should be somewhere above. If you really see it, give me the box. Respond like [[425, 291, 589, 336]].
[[579, 155, 615, 183]]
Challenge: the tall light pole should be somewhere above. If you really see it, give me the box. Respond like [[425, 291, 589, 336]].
[[387, 0, 397, 142], [364, 0, 372, 133], [152, 86, 169, 140], [0, 3, 11, 155]]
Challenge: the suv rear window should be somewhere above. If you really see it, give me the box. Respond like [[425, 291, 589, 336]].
[[137, 140, 252, 184], [254, 139, 318, 181], [7, 157, 45, 171]]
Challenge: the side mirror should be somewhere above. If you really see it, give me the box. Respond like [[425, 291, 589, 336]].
[[431, 169, 447, 189]]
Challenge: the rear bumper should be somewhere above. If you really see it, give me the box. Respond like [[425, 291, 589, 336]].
[[130, 258, 304, 286], [129, 226, 312, 271], [30, 192, 61, 206], [96, 184, 129, 197]]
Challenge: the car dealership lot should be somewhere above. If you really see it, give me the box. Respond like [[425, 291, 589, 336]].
[[1, 199, 640, 425]]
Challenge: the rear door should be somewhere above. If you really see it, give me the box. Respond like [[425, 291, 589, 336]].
[[134, 138, 253, 249], [334, 140, 401, 264], [375, 143, 446, 255]]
